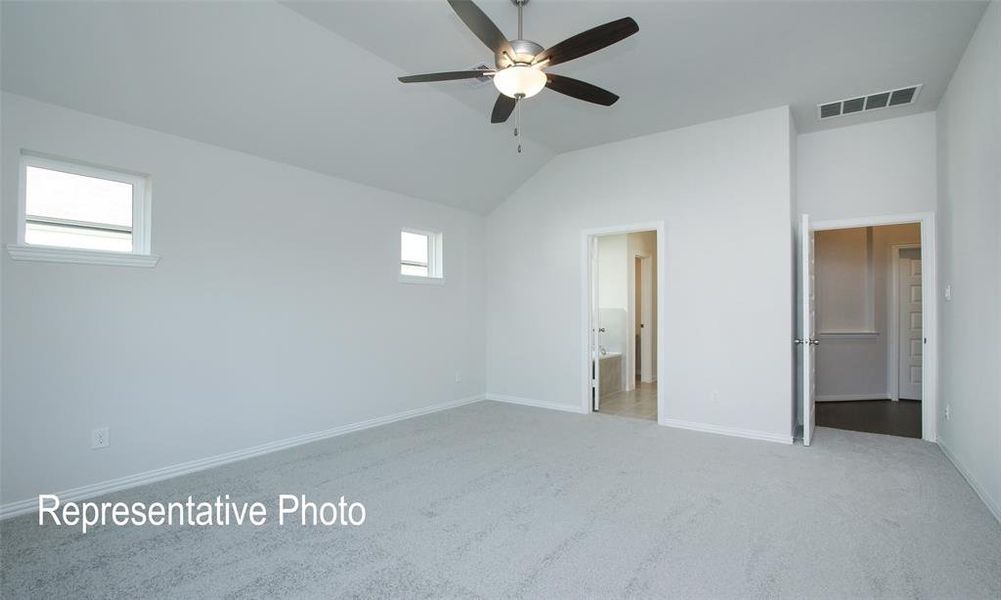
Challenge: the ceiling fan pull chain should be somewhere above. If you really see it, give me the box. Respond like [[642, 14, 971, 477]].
[[515, 97, 522, 154]]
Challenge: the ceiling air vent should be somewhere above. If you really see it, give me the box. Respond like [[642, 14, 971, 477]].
[[817, 84, 922, 121]]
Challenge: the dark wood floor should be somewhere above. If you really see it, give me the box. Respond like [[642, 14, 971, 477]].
[[816, 399, 922, 438]]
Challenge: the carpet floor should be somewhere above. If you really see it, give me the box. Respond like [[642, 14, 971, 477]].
[[2, 401, 999, 599]]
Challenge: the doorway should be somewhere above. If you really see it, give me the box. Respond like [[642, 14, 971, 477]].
[[583, 224, 663, 421], [798, 213, 937, 444]]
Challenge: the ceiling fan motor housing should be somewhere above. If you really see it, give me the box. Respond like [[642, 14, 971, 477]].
[[498, 39, 545, 68]]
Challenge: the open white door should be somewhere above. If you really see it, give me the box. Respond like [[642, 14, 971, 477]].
[[589, 236, 601, 411], [799, 214, 817, 445]]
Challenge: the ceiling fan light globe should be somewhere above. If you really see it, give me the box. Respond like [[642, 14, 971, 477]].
[[493, 65, 547, 99]]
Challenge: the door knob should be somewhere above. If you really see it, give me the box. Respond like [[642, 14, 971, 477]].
[[794, 338, 804, 345], [810, 338, 820, 345], [598, 328, 606, 333]]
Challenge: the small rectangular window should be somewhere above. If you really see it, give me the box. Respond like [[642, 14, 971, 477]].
[[11, 153, 154, 266], [25, 165, 134, 252], [400, 228, 443, 283], [8, 154, 156, 266]]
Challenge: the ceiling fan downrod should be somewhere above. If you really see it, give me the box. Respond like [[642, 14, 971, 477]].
[[514, 0, 526, 40]]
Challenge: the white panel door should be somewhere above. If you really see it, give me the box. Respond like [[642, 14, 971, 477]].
[[800, 215, 817, 446], [590, 236, 601, 411], [898, 248, 923, 400]]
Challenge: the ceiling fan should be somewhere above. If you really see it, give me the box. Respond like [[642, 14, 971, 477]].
[[398, 0, 639, 124]]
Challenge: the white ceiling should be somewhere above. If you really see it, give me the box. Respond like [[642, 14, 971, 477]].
[[289, 0, 987, 146], [0, 1, 553, 213], [2, 1, 987, 213]]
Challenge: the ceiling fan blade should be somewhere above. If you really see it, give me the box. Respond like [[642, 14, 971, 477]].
[[545, 74, 619, 106], [398, 70, 493, 83], [447, 0, 513, 57], [491, 94, 517, 123], [533, 17, 638, 68]]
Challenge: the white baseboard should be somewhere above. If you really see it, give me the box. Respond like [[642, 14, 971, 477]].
[[816, 393, 891, 402], [938, 439, 1001, 525], [661, 418, 794, 445], [0, 394, 484, 520], [485, 393, 588, 414]]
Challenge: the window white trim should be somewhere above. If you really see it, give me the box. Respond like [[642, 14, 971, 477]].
[[5, 245, 160, 268], [399, 227, 444, 282], [398, 274, 445, 285], [9, 150, 157, 266]]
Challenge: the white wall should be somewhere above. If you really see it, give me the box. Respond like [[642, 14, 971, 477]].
[[0, 94, 486, 507], [815, 228, 873, 334], [814, 224, 921, 400], [798, 112, 937, 221], [935, 1, 1001, 520], [486, 107, 795, 442]]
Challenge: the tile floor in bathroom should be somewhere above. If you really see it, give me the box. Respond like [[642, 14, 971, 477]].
[[598, 379, 657, 421]]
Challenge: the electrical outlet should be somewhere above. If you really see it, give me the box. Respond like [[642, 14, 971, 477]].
[[91, 427, 110, 449], [454, 371, 463, 383], [945, 404, 951, 420], [712, 390, 720, 404], [945, 284, 952, 301]]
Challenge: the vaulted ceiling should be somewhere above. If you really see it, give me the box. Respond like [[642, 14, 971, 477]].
[[2, 1, 987, 213]]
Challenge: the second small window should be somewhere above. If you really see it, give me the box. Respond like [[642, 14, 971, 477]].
[[400, 229, 443, 280]]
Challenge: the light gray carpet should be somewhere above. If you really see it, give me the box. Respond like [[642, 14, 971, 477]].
[[2, 401, 999, 599]]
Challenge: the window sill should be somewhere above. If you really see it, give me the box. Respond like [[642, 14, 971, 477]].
[[6, 244, 160, 268], [398, 274, 444, 286]]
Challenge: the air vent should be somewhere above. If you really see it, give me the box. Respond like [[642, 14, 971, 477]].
[[842, 97, 865, 114], [817, 84, 922, 121], [819, 102, 841, 118]]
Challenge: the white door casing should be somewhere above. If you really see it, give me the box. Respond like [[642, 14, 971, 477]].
[[811, 212, 936, 442], [800, 214, 817, 446], [898, 248, 923, 400], [580, 222, 666, 418]]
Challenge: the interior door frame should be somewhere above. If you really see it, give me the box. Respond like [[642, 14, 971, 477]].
[[811, 212, 937, 442], [580, 221, 666, 420], [889, 243, 922, 402]]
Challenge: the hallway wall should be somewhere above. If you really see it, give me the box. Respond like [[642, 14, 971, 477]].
[[935, 0, 1001, 521]]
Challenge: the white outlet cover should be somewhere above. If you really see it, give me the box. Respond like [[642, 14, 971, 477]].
[[944, 284, 952, 301]]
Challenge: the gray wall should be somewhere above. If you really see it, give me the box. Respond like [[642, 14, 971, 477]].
[[486, 106, 795, 442], [797, 112, 938, 221], [0, 94, 486, 506], [935, 1, 1001, 519]]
